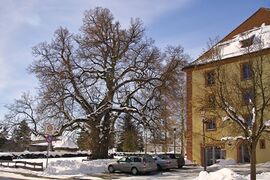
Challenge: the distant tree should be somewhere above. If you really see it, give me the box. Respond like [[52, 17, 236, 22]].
[[12, 120, 31, 151], [148, 46, 188, 154]]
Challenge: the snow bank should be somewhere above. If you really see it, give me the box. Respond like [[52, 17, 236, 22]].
[[256, 172, 270, 180], [196, 168, 246, 180], [217, 159, 236, 166], [43, 158, 114, 175], [185, 159, 194, 165]]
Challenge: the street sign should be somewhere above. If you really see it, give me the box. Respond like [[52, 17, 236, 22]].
[[45, 123, 54, 135], [46, 135, 53, 143]]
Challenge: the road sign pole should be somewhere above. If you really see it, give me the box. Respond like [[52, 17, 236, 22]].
[[46, 142, 49, 168], [45, 135, 53, 168]]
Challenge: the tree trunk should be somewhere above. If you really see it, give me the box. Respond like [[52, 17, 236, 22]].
[[90, 126, 110, 159], [91, 137, 109, 159], [90, 115, 111, 159], [250, 142, 257, 180]]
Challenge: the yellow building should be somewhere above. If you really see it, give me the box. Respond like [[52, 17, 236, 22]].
[[183, 8, 270, 166]]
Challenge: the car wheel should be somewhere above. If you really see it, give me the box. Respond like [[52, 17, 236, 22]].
[[157, 164, 162, 171], [131, 167, 139, 175], [108, 165, 115, 173]]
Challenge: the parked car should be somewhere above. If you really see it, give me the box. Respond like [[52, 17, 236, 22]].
[[152, 154, 178, 171], [165, 153, 185, 168], [107, 155, 157, 175]]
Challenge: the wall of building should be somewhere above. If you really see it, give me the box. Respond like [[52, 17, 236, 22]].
[[187, 53, 270, 165]]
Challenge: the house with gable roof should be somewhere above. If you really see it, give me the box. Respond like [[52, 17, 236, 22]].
[[183, 7, 270, 166]]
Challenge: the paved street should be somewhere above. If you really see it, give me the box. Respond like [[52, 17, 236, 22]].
[[1, 164, 270, 180], [91, 166, 202, 180]]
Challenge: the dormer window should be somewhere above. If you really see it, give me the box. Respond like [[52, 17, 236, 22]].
[[240, 35, 255, 48]]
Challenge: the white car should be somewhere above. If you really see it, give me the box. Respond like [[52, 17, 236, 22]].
[[108, 155, 157, 175]]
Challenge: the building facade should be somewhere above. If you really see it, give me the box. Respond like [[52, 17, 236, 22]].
[[183, 8, 270, 166]]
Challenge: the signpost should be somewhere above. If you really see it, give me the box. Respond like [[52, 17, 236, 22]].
[[45, 124, 54, 168]]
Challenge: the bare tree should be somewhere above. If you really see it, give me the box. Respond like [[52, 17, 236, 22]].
[[158, 46, 188, 154], [199, 33, 270, 180], [4, 7, 188, 158]]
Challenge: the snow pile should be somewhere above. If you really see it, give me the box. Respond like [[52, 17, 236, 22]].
[[196, 168, 246, 180], [217, 159, 236, 166], [260, 162, 270, 166], [44, 158, 114, 175], [264, 120, 270, 127], [185, 159, 194, 165], [256, 172, 270, 180]]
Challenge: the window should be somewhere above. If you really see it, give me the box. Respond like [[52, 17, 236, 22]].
[[205, 70, 215, 86], [243, 114, 252, 127], [118, 157, 127, 162], [205, 146, 225, 165], [242, 88, 254, 104], [206, 119, 216, 131], [207, 94, 216, 108], [241, 63, 252, 80], [259, 139, 266, 149], [133, 157, 142, 162], [240, 35, 255, 48]]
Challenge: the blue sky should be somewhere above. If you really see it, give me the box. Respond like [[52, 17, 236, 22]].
[[0, 0, 269, 118]]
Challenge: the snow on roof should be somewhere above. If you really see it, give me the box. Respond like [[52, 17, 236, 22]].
[[190, 23, 270, 66], [31, 136, 78, 149], [53, 136, 78, 149], [31, 134, 45, 141], [0, 152, 12, 156]]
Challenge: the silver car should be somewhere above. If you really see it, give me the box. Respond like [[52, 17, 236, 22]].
[[108, 155, 157, 175], [153, 154, 178, 171]]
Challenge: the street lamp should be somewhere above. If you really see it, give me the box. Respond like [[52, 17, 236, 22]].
[[200, 110, 207, 171], [173, 128, 176, 155]]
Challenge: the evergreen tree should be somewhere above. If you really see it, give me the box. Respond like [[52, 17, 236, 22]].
[[12, 120, 31, 151], [118, 114, 142, 152], [77, 130, 92, 150], [0, 126, 8, 151]]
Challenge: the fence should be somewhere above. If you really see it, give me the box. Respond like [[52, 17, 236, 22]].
[[0, 160, 43, 171]]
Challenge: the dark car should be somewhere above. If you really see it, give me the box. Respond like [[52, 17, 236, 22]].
[[152, 154, 178, 171], [165, 153, 185, 168]]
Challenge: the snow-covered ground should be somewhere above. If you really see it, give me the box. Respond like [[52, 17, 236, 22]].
[[1, 157, 270, 179]]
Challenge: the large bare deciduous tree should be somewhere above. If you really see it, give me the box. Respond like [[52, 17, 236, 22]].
[[4, 7, 188, 159]]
